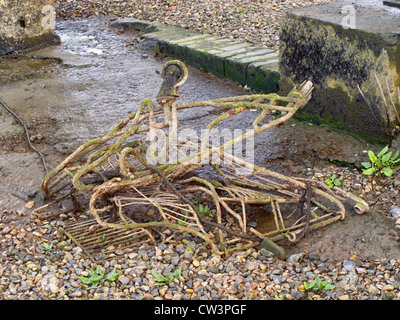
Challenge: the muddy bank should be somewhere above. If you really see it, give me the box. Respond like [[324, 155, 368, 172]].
[[1, 16, 399, 263]]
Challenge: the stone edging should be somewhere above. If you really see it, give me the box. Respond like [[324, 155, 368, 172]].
[[112, 18, 280, 93]]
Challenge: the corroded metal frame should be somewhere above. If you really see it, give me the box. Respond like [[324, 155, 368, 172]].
[[38, 60, 368, 258]]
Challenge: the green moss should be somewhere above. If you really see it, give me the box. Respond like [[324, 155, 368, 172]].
[[247, 66, 280, 93], [280, 16, 391, 85], [156, 40, 225, 77], [224, 59, 248, 85]]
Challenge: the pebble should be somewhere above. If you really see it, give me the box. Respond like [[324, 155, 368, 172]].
[[118, 275, 130, 286], [343, 260, 356, 271], [391, 207, 400, 219], [245, 261, 257, 271], [2, 207, 400, 301], [383, 285, 395, 291]]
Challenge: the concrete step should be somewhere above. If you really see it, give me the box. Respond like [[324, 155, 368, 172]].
[[112, 18, 280, 93]]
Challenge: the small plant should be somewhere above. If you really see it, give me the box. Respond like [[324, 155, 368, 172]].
[[361, 146, 400, 177], [106, 267, 121, 282], [152, 268, 181, 286], [198, 203, 214, 216], [78, 266, 121, 289], [177, 212, 188, 226], [324, 174, 342, 189], [234, 7, 247, 14], [43, 242, 53, 252], [300, 276, 335, 294]]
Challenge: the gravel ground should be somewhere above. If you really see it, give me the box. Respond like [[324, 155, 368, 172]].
[[54, 0, 334, 50], [2, 0, 400, 302], [1, 166, 400, 301]]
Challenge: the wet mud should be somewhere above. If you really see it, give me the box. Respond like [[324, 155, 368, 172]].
[[1, 16, 399, 263]]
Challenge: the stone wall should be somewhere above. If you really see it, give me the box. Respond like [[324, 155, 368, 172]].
[[0, 0, 55, 55], [279, 0, 400, 143]]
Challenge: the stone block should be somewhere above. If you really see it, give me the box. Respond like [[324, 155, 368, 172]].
[[247, 62, 280, 94], [156, 36, 228, 77], [279, 0, 400, 143], [0, 0, 56, 55], [225, 49, 279, 91]]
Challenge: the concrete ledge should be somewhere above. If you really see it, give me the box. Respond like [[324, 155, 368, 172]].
[[279, 0, 400, 143], [112, 18, 280, 93]]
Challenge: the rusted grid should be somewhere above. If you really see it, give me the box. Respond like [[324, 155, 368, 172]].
[[64, 214, 154, 262]]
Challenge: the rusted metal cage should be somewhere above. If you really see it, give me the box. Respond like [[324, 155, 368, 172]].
[[37, 60, 369, 261]]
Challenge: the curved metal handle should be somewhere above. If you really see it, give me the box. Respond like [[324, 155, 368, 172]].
[[157, 60, 188, 105]]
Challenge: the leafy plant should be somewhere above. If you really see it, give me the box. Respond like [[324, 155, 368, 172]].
[[78, 266, 121, 289], [324, 174, 342, 189], [106, 267, 121, 282], [234, 7, 247, 14], [152, 268, 181, 286], [177, 212, 188, 226], [198, 203, 214, 216], [300, 276, 335, 294], [43, 242, 53, 252], [361, 146, 400, 177]]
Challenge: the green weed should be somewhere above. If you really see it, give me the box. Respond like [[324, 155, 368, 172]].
[[198, 203, 214, 216], [361, 146, 399, 177], [324, 174, 342, 189], [42, 242, 53, 252], [152, 268, 182, 286], [300, 276, 335, 294], [234, 7, 247, 14], [78, 266, 121, 289]]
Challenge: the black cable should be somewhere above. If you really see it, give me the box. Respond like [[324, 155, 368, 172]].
[[0, 99, 48, 173]]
